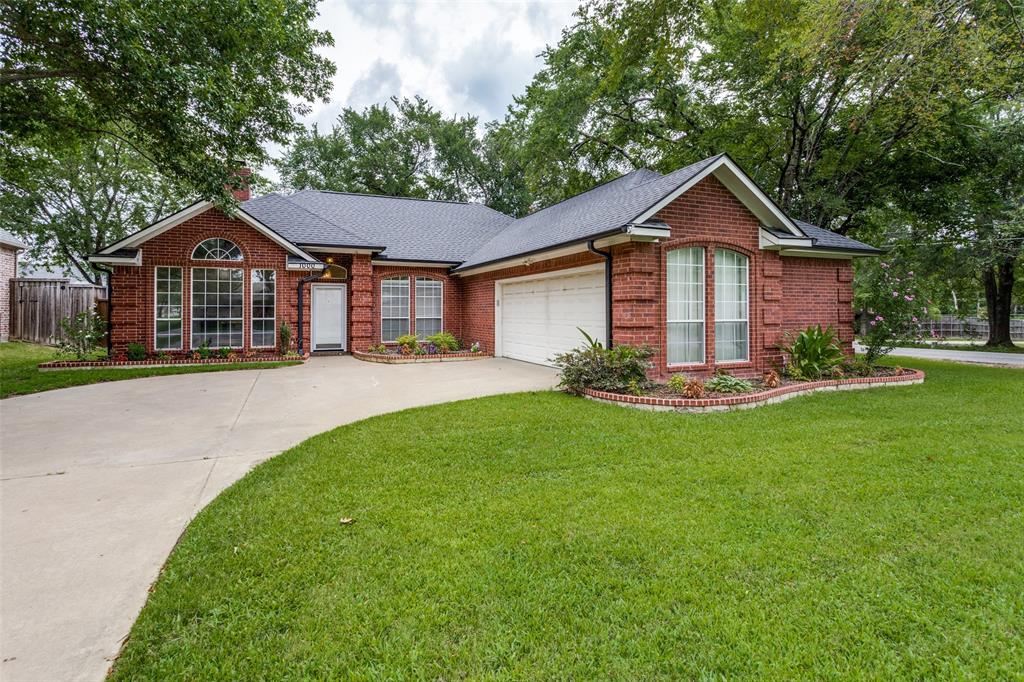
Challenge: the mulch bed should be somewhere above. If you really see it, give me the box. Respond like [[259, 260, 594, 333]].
[[631, 366, 913, 400]]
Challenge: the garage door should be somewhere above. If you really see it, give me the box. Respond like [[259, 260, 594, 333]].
[[498, 268, 606, 366]]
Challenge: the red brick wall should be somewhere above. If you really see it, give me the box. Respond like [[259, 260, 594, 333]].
[[1, 246, 16, 342], [782, 256, 855, 352], [110, 208, 308, 354]]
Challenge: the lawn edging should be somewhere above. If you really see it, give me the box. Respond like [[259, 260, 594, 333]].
[[38, 353, 308, 371], [352, 350, 491, 364], [583, 369, 925, 413]]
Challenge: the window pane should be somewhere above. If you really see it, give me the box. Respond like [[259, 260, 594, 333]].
[[715, 249, 749, 362], [381, 277, 410, 342], [192, 238, 243, 261], [415, 277, 443, 340], [666, 248, 704, 364], [155, 267, 182, 350], [251, 270, 275, 347], [191, 267, 244, 348]]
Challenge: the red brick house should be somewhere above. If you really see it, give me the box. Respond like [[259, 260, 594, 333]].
[[89, 154, 879, 377]]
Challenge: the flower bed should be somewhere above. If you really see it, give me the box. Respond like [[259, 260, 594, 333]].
[[582, 368, 924, 413], [39, 353, 307, 371], [352, 349, 491, 364]]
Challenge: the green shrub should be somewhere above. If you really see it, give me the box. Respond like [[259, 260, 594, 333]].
[[705, 372, 754, 394], [666, 373, 687, 393], [218, 347, 231, 359], [56, 311, 106, 360], [278, 322, 292, 352], [395, 334, 419, 354], [126, 342, 147, 361], [425, 331, 460, 352], [553, 330, 654, 395], [197, 343, 212, 360], [368, 343, 387, 354], [779, 325, 844, 380]]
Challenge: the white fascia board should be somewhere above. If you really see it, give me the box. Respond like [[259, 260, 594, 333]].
[[297, 245, 380, 255], [777, 247, 856, 260], [759, 227, 813, 250], [626, 224, 671, 241], [99, 200, 316, 262], [370, 260, 458, 268], [453, 234, 631, 278], [88, 250, 142, 266], [633, 156, 803, 236]]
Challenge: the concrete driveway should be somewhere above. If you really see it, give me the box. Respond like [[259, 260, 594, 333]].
[[0, 357, 556, 682]]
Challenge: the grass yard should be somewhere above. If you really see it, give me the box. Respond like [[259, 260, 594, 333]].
[[0, 341, 301, 399], [113, 359, 1023, 680]]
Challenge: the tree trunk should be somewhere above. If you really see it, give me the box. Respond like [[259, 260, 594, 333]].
[[982, 255, 1017, 347]]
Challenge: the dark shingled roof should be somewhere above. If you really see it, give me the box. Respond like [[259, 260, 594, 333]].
[[453, 156, 723, 270], [234, 156, 880, 266], [792, 220, 883, 254], [245, 190, 513, 262]]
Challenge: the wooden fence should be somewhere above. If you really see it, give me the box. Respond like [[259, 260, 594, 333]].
[[9, 278, 108, 345]]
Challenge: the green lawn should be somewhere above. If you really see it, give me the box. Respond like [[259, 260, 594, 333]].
[[113, 359, 1023, 680], [0, 341, 301, 399]]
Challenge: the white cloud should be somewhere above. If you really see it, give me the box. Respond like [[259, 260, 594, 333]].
[[262, 0, 579, 181]]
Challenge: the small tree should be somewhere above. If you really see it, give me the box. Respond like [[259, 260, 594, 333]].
[[278, 322, 293, 353], [858, 261, 930, 365], [56, 311, 106, 360]]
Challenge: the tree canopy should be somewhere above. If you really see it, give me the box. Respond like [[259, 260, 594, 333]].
[[276, 97, 532, 216], [1, 0, 335, 201]]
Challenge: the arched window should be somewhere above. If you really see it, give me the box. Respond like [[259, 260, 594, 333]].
[[381, 276, 410, 342], [415, 277, 443, 339], [666, 247, 705, 364], [192, 238, 243, 261], [714, 249, 749, 362]]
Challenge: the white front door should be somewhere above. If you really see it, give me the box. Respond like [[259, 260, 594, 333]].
[[312, 284, 347, 351], [497, 267, 606, 366]]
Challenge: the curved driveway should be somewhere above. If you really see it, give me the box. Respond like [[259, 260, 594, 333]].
[[0, 357, 556, 682]]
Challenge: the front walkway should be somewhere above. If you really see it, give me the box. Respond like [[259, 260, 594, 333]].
[[0, 357, 557, 682]]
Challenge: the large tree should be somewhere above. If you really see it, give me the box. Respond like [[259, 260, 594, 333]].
[[0, 138, 190, 284], [276, 97, 533, 216], [503, 0, 1024, 231], [0, 0, 335, 201]]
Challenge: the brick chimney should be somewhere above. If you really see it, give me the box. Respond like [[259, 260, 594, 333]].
[[227, 167, 252, 202]]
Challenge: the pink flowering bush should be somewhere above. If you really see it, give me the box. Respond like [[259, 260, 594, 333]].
[[858, 260, 930, 365]]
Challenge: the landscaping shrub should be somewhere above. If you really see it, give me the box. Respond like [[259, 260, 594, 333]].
[[761, 369, 781, 388], [469, 341, 481, 353], [218, 347, 231, 359], [56, 311, 106, 360], [779, 325, 844, 380], [126, 342, 147, 361], [425, 331, 459, 352], [395, 334, 418, 354], [553, 330, 654, 395], [197, 343, 212, 360], [682, 377, 706, 398], [279, 322, 292, 352], [705, 372, 754, 394], [855, 259, 930, 365], [666, 373, 687, 393], [368, 343, 387, 354]]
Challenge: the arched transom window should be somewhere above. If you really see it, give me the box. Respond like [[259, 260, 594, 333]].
[[192, 238, 243, 261]]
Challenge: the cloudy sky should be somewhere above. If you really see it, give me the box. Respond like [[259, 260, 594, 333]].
[[264, 0, 579, 177]]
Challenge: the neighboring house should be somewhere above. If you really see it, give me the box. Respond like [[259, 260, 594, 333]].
[[1, 229, 29, 342], [89, 154, 880, 377]]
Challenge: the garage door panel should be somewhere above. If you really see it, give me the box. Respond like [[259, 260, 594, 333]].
[[499, 270, 606, 366]]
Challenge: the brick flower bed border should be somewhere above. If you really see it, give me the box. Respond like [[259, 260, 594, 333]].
[[352, 350, 491, 364], [38, 353, 308, 371], [583, 369, 925, 413]]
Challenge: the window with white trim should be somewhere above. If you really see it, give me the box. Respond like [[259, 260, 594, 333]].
[[192, 238, 242, 261], [155, 266, 182, 350], [415, 277, 443, 339], [715, 249, 749, 362], [191, 267, 243, 348], [381, 276, 409, 342], [251, 269, 276, 347], [666, 247, 705, 364]]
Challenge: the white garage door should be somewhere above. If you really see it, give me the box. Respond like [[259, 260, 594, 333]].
[[498, 267, 606, 366]]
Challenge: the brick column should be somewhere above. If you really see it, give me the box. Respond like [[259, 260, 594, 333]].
[[760, 253, 783, 366], [611, 242, 660, 371], [836, 264, 855, 353], [350, 254, 374, 351]]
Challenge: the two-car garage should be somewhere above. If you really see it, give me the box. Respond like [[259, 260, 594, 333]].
[[495, 266, 607, 366]]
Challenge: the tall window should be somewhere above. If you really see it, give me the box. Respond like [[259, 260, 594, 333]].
[[191, 268, 243, 348], [251, 270, 276, 347], [715, 249, 749, 362], [154, 267, 182, 350], [192, 238, 242, 261], [381, 276, 409, 342], [666, 247, 705, 364], [415, 277, 443, 339]]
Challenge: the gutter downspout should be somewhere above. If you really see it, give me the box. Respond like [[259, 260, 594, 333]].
[[93, 265, 114, 357], [296, 269, 326, 355], [587, 240, 613, 347]]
